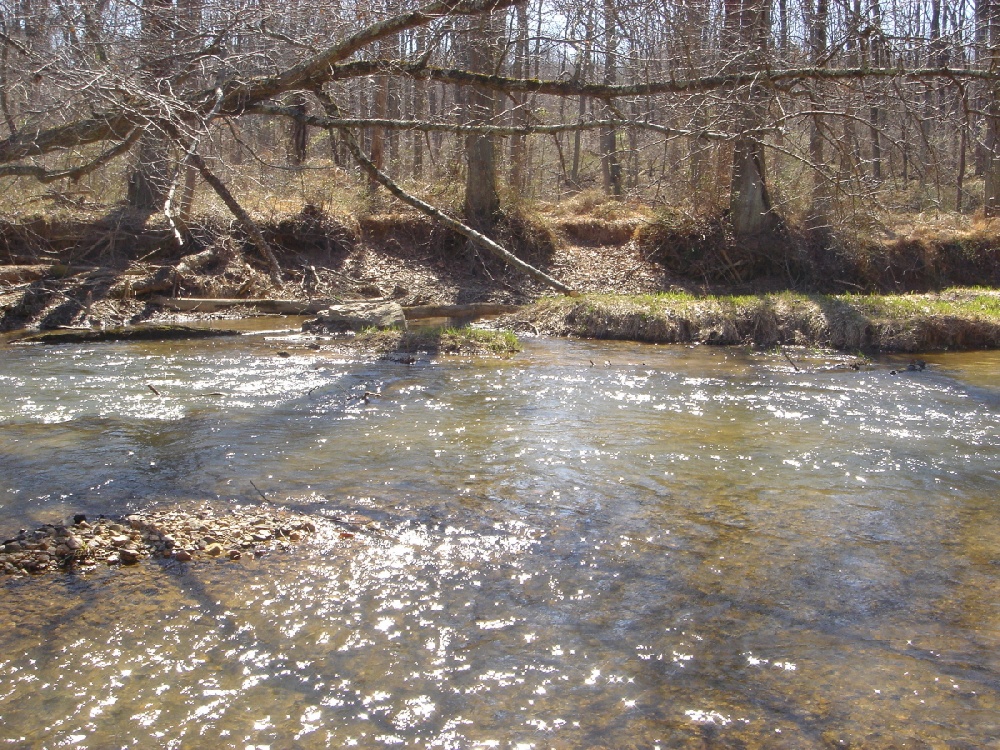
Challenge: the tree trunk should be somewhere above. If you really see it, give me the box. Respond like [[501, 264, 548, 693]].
[[731, 136, 774, 235], [126, 134, 171, 211], [463, 12, 500, 230], [600, 0, 623, 197], [986, 0, 1000, 214], [807, 0, 830, 233], [411, 29, 427, 179], [571, 9, 594, 188], [726, 0, 777, 236], [289, 93, 308, 166], [125, 0, 173, 211], [369, 73, 389, 196], [509, 2, 530, 192]]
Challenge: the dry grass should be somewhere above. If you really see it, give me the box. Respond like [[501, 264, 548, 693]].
[[536, 189, 655, 222], [552, 217, 639, 247]]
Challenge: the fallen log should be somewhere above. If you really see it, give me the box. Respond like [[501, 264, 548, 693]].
[[13, 324, 241, 345], [0, 265, 49, 284], [152, 295, 333, 314], [403, 302, 522, 319], [153, 296, 523, 320], [112, 246, 226, 298], [0, 264, 104, 284]]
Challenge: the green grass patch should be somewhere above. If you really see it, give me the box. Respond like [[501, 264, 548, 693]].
[[355, 326, 521, 357]]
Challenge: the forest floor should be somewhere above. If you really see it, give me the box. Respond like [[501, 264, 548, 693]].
[[2, 206, 1000, 352]]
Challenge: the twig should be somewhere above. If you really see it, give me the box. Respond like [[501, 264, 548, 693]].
[[777, 344, 800, 371], [147, 383, 161, 396], [249, 480, 268, 501]]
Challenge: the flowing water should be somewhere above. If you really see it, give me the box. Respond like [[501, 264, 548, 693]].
[[1, 327, 999, 749]]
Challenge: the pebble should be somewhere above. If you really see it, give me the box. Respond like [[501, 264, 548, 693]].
[[0, 506, 323, 577]]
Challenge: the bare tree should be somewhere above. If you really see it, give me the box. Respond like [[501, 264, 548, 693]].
[[1, 0, 999, 255]]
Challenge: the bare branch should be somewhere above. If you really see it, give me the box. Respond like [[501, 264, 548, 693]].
[[246, 104, 740, 140], [315, 89, 577, 296], [0, 129, 141, 182], [185, 149, 282, 284]]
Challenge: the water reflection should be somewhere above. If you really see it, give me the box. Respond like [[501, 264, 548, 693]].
[[2, 338, 999, 747]]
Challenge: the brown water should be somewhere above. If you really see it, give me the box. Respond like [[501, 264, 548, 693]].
[[1, 332, 999, 748]]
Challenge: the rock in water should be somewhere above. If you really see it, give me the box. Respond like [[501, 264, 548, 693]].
[[1, 506, 325, 577], [303, 301, 407, 333]]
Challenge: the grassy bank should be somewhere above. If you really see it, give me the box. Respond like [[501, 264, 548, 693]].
[[353, 327, 522, 357], [516, 289, 1000, 352]]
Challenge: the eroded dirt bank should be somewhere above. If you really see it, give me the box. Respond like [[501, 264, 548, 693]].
[[2, 208, 1000, 351]]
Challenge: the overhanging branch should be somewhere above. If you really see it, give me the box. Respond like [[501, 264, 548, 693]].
[[0, 129, 141, 182], [245, 105, 740, 140], [333, 60, 1000, 99], [0, 60, 996, 167], [315, 90, 578, 296]]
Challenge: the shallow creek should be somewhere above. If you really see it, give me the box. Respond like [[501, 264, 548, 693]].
[[1, 329, 999, 748]]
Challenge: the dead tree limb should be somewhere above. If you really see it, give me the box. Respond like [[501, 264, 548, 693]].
[[185, 151, 282, 283], [0, 61, 996, 169], [164, 87, 225, 245], [246, 106, 740, 140], [0, 0, 520, 167], [334, 61, 1000, 99], [0, 129, 141, 181], [317, 91, 578, 296]]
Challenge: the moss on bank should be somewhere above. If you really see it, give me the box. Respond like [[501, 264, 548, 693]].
[[353, 326, 522, 357], [515, 289, 1000, 352]]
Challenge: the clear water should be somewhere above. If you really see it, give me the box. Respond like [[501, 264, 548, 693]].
[[1, 331, 999, 748]]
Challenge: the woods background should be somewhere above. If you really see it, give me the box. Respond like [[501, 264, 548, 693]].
[[1, 0, 999, 260]]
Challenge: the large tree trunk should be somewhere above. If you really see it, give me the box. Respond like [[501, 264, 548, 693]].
[[730, 136, 774, 235], [126, 0, 173, 211], [600, 0, 623, 197], [126, 134, 171, 210], [463, 12, 500, 230], [727, 0, 778, 236], [984, 0, 1000, 214]]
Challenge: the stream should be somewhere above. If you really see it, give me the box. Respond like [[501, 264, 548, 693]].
[[1, 327, 999, 748]]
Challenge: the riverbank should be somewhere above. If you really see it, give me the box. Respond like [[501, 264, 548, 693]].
[[2, 208, 1000, 352], [507, 290, 1000, 352]]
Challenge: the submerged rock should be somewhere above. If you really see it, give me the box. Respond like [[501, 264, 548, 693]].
[[0, 506, 324, 577], [303, 301, 406, 333]]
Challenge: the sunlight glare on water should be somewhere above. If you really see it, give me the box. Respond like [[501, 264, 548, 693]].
[[1, 335, 999, 748]]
